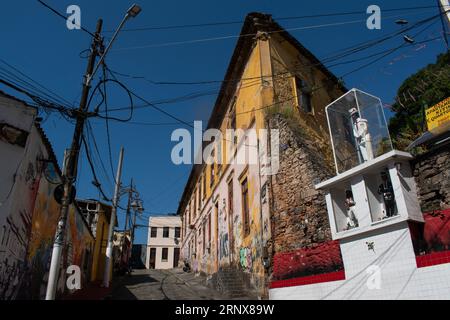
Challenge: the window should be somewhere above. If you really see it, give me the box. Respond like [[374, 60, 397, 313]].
[[175, 227, 181, 238], [163, 227, 169, 238], [196, 187, 200, 213], [208, 214, 211, 244], [193, 190, 197, 218], [295, 77, 312, 113], [202, 172, 206, 200], [210, 163, 215, 188], [241, 177, 250, 235], [228, 179, 233, 216], [150, 227, 158, 238], [217, 138, 222, 178], [161, 248, 168, 261], [229, 98, 236, 131], [188, 207, 191, 225], [229, 104, 238, 152], [202, 222, 206, 254]]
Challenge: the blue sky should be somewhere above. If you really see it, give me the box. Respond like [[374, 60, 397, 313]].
[[0, 0, 447, 244]]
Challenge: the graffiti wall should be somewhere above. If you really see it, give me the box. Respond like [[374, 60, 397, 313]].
[[0, 123, 94, 299]]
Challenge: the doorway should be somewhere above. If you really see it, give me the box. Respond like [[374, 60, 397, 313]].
[[173, 248, 180, 268], [149, 248, 156, 269]]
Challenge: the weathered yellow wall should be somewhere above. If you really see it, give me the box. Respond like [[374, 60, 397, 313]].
[[269, 33, 344, 165], [181, 37, 271, 296], [180, 31, 345, 298], [90, 211, 111, 282]]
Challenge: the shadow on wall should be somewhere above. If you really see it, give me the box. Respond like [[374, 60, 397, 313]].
[[272, 240, 344, 281]]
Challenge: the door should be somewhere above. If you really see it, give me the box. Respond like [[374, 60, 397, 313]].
[[227, 179, 234, 264], [173, 248, 180, 268], [149, 248, 156, 269], [214, 202, 219, 270]]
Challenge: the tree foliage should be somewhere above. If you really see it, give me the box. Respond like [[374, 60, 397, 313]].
[[389, 51, 450, 150]]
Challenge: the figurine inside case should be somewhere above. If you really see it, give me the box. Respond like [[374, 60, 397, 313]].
[[326, 89, 393, 174]]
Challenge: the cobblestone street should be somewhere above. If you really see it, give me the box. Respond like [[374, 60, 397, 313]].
[[109, 268, 253, 300]]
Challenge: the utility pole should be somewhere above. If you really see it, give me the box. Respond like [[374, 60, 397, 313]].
[[125, 178, 134, 231], [131, 205, 138, 244], [45, 19, 103, 300], [438, 0, 450, 50], [103, 147, 124, 288], [119, 178, 133, 270]]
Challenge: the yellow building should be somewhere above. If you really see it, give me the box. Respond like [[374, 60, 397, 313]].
[[177, 13, 346, 298], [77, 199, 115, 283]]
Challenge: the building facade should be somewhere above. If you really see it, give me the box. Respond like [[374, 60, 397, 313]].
[[146, 216, 181, 270], [177, 13, 346, 298], [76, 199, 115, 283], [0, 91, 95, 299]]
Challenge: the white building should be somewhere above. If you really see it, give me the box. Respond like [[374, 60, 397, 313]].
[[146, 216, 181, 269]]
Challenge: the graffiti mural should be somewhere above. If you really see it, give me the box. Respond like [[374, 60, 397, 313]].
[[0, 126, 94, 300], [239, 247, 252, 271], [219, 233, 229, 259]]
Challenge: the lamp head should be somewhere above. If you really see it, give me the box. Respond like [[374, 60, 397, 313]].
[[127, 4, 142, 18]]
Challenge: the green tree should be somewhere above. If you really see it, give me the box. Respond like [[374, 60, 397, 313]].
[[389, 51, 450, 151]]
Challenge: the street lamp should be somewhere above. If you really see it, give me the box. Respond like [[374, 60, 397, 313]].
[[131, 199, 144, 212], [88, 3, 142, 86], [100, 5, 141, 288], [127, 4, 142, 17]]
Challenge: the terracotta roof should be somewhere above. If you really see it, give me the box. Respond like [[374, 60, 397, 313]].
[[177, 12, 345, 215]]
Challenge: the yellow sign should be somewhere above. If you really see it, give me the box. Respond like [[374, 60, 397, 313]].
[[426, 97, 450, 132]]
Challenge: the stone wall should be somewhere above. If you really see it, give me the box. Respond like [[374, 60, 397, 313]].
[[268, 114, 334, 260], [411, 142, 450, 212]]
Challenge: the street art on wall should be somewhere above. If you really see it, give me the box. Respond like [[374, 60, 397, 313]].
[[0, 127, 94, 300], [219, 233, 229, 259], [239, 247, 252, 271]]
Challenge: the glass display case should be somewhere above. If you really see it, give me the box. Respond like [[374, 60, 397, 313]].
[[326, 89, 393, 174]]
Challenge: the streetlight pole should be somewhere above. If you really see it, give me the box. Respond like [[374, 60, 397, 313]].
[[103, 147, 124, 288], [45, 4, 141, 300], [45, 19, 103, 300]]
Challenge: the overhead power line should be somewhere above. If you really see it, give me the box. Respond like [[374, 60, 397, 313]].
[[36, 0, 97, 38], [0, 78, 75, 121], [107, 12, 444, 88], [0, 59, 74, 108], [101, 17, 442, 116], [111, 11, 435, 51], [340, 15, 441, 78], [106, 4, 438, 32]]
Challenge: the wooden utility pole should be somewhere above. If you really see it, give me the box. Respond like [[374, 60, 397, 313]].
[[45, 19, 103, 300]]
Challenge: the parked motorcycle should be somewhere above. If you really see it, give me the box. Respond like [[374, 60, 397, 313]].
[[182, 260, 191, 272]]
